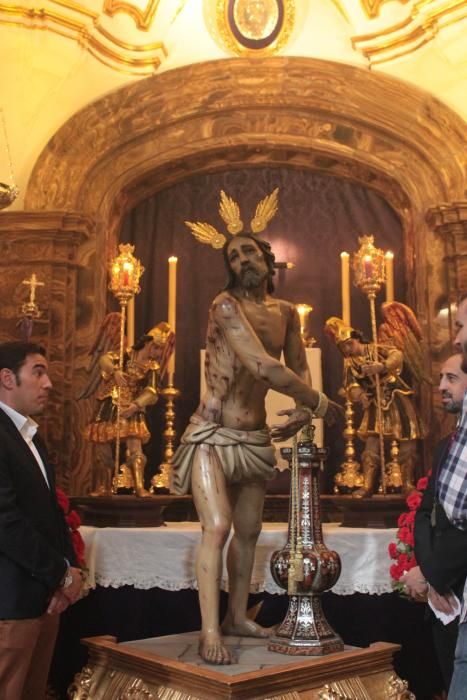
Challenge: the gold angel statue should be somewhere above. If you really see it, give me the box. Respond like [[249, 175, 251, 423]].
[[81, 313, 175, 496], [325, 302, 428, 497]]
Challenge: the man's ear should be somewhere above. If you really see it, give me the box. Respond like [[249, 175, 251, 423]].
[[0, 368, 16, 390]]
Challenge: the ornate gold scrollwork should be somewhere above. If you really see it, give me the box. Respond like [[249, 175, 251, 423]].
[[385, 672, 415, 699], [318, 676, 371, 699]]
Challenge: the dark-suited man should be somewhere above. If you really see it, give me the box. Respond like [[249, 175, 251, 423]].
[[0, 342, 84, 699], [403, 352, 467, 691]]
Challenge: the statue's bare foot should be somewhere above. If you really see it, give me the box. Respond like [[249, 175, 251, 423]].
[[199, 632, 235, 665], [221, 617, 274, 638]]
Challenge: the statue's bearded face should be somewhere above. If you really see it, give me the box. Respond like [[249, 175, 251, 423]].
[[227, 236, 268, 289]]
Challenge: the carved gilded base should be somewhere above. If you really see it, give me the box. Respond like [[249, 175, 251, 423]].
[[68, 634, 413, 700]]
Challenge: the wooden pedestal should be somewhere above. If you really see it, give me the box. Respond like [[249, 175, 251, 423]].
[[68, 633, 414, 699], [72, 496, 193, 527]]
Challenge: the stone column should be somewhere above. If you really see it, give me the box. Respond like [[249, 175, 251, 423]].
[[427, 201, 467, 310], [0, 212, 98, 491]]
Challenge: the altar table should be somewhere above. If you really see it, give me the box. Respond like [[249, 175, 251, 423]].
[[81, 522, 395, 596]]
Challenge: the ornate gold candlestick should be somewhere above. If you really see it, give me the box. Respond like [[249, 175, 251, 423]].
[[385, 439, 403, 493], [352, 235, 388, 495], [334, 394, 363, 494], [108, 244, 144, 493], [152, 383, 180, 491]]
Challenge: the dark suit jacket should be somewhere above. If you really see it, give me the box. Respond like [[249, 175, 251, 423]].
[[0, 407, 75, 619], [414, 435, 467, 597]]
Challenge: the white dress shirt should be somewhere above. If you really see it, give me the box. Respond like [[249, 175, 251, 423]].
[[0, 399, 50, 489]]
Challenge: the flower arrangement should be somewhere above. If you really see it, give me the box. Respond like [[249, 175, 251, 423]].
[[56, 487, 86, 568], [388, 473, 430, 594]]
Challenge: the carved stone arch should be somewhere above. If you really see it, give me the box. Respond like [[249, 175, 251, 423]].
[[20, 56, 467, 491], [26, 56, 466, 307]]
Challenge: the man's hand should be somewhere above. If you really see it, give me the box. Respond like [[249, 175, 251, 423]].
[[428, 588, 458, 615], [323, 399, 344, 426], [401, 566, 429, 600], [47, 590, 70, 615], [61, 566, 85, 604], [270, 408, 309, 442], [361, 362, 385, 377]]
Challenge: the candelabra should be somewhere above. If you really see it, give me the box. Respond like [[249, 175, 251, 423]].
[[352, 235, 389, 494], [334, 392, 363, 494], [108, 244, 144, 493]]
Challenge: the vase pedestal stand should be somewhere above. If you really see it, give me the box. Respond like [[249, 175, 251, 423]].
[[68, 632, 414, 700]]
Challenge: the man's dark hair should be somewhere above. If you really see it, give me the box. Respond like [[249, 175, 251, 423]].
[[0, 341, 46, 379], [222, 233, 276, 294]]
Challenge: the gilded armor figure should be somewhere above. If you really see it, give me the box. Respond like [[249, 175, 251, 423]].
[[325, 308, 426, 497], [82, 316, 174, 496]]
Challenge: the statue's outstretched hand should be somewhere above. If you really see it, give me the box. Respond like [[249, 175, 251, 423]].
[[270, 408, 310, 442], [323, 399, 344, 426]]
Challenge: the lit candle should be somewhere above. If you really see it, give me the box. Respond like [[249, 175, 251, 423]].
[[364, 255, 373, 279], [295, 304, 313, 342], [340, 252, 351, 326], [385, 251, 394, 302], [167, 256, 177, 381], [123, 261, 132, 286]]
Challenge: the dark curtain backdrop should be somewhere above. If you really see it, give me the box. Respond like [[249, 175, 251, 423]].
[[120, 168, 405, 490]]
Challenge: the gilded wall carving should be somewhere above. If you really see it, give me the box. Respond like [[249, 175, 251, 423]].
[[3, 56, 463, 493]]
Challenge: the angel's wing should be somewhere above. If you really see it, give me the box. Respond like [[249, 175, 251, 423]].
[[184, 221, 226, 249], [78, 311, 122, 399], [250, 188, 279, 233], [378, 301, 432, 385]]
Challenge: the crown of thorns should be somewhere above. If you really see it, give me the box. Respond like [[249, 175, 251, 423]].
[[184, 189, 279, 249]]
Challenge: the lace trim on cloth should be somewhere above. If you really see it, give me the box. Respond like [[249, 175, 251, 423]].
[[82, 523, 395, 596]]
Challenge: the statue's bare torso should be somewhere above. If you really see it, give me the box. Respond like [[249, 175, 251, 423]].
[[197, 291, 295, 431]]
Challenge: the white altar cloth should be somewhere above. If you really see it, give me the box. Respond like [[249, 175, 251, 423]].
[[82, 522, 396, 596]]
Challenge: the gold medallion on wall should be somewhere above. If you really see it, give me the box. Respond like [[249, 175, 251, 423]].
[[204, 0, 295, 55]]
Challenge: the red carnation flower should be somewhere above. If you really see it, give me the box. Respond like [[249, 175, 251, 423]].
[[390, 562, 405, 580], [388, 542, 398, 560], [416, 476, 428, 491], [56, 487, 70, 514], [398, 527, 415, 547], [66, 509, 82, 531], [405, 510, 416, 525], [397, 512, 408, 528], [407, 491, 422, 511], [71, 530, 85, 567]]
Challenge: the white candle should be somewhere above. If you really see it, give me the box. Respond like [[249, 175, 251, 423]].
[[385, 251, 394, 302], [167, 256, 177, 381], [340, 252, 351, 326]]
